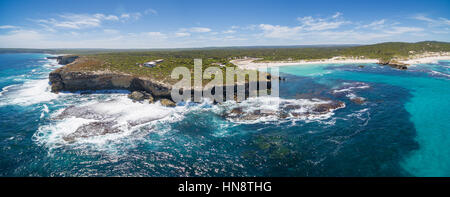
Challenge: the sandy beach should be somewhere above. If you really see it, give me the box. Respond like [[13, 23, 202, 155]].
[[398, 56, 450, 65], [231, 55, 450, 70]]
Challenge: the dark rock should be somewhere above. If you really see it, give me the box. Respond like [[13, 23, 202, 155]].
[[351, 97, 366, 104], [358, 65, 365, 68], [46, 55, 79, 65], [160, 99, 176, 107], [59, 56, 79, 65], [377, 60, 408, 70], [62, 121, 121, 143], [48, 57, 272, 104], [128, 91, 145, 101], [148, 96, 155, 104], [51, 81, 64, 93], [313, 101, 345, 113], [230, 107, 244, 115]]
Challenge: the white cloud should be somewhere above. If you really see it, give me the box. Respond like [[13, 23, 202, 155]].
[[175, 32, 191, 37], [189, 27, 212, 33], [223, 30, 236, 34], [384, 26, 424, 34], [360, 19, 386, 29], [259, 24, 302, 39], [332, 12, 343, 19], [36, 13, 121, 29], [297, 13, 348, 31], [0, 30, 45, 48], [242, 24, 258, 30], [414, 14, 450, 26], [414, 15, 435, 23], [93, 14, 119, 21], [120, 14, 130, 19], [144, 9, 158, 15], [119, 12, 142, 21], [258, 12, 429, 43], [2, 11, 448, 48], [144, 32, 166, 38], [0, 25, 19, 29], [104, 29, 119, 34]]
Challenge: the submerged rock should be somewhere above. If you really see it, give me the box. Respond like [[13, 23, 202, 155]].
[[350, 97, 366, 104], [313, 101, 345, 113], [62, 121, 122, 143], [224, 99, 345, 122]]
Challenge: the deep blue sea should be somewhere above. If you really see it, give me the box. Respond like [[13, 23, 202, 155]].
[[0, 53, 449, 177]]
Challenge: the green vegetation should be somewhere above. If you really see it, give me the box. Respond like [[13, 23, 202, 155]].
[[4, 41, 449, 82], [341, 41, 450, 61], [53, 41, 449, 83], [69, 52, 240, 84], [2, 41, 448, 61]]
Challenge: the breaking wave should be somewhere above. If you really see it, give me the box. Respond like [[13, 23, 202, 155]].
[[0, 78, 60, 106], [33, 95, 347, 150], [331, 82, 369, 103], [221, 96, 345, 125]]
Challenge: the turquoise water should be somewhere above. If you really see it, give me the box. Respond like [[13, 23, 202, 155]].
[[0, 53, 449, 177], [277, 62, 450, 176]]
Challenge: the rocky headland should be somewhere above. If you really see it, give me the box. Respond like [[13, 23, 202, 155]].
[[48, 55, 273, 106]]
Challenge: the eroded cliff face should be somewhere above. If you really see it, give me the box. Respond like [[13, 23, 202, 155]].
[[49, 55, 273, 103], [49, 68, 172, 98]]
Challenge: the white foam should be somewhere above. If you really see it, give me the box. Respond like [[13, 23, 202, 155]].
[[347, 108, 371, 126], [429, 70, 450, 78], [34, 95, 211, 148], [332, 82, 370, 93], [346, 92, 365, 100], [0, 84, 18, 96], [223, 96, 344, 125], [33, 117, 97, 149], [40, 104, 49, 119], [0, 78, 59, 106]]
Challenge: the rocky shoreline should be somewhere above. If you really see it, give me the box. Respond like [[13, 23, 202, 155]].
[[231, 55, 450, 71], [378, 60, 409, 70], [47, 55, 79, 65], [48, 55, 273, 106]]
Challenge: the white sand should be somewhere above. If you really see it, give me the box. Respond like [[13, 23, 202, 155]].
[[398, 56, 450, 65], [231, 58, 378, 70], [231, 56, 450, 70]]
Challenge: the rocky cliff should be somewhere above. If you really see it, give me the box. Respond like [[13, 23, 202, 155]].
[[47, 55, 80, 65], [49, 56, 272, 103], [49, 68, 173, 99]]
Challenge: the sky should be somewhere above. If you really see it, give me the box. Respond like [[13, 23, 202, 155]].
[[0, 0, 449, 48]]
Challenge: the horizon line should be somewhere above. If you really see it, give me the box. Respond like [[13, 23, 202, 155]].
[[0, 40, 447, 50]]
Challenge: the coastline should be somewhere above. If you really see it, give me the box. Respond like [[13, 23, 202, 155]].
[[398, 56, 450, 64], [231, 55, 450, 70]]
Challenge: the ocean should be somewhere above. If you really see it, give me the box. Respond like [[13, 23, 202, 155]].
[[0, 53, 449, 177]]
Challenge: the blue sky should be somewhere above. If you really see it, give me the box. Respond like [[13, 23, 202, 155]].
[[0, 0, 449, 48]]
